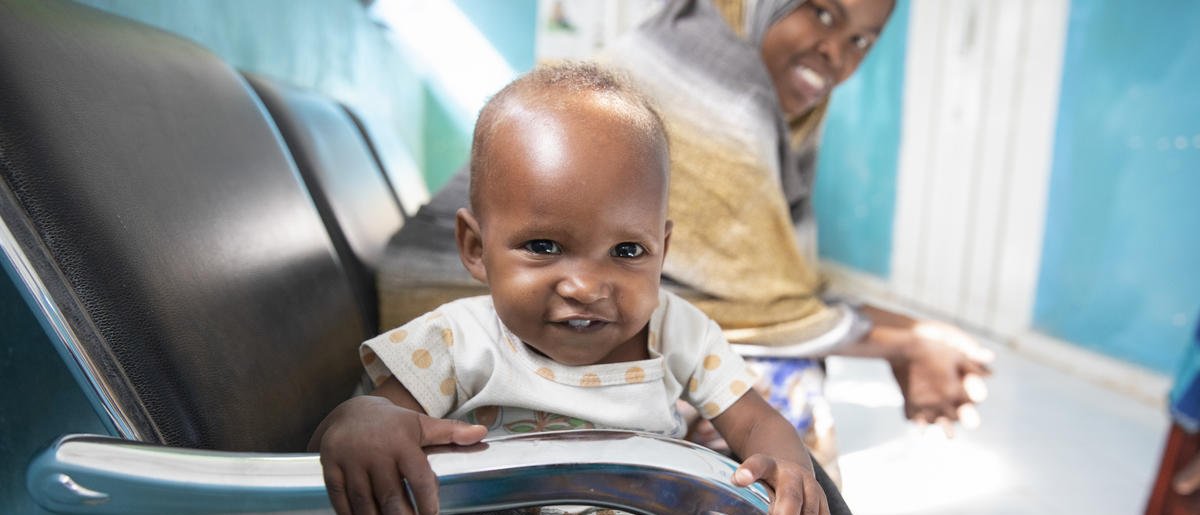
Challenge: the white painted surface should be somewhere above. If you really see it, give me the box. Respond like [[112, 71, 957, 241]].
[[891, 0, 1071, 340], [819, 270, 1168, 514], [828, 341, 1167, 515], [989, 0, 1070, 337]]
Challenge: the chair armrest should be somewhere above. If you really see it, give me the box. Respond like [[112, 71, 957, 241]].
[[28, 430, 771, 514]]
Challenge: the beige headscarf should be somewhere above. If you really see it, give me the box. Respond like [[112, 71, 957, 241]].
[[600, 0, 844, 344]]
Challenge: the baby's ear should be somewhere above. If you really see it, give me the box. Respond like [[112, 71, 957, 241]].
[[662, 219, 673, 258], [456, 208, 488, 284]]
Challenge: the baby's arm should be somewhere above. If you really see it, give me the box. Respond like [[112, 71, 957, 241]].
[[711, 391, 829, 515], [309, 376, 487, 515]]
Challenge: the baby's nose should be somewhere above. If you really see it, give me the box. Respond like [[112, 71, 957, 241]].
[[555, 268, 611, 304]]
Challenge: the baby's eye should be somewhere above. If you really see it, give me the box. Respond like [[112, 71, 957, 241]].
[[611, 242, 646, 258], [524, 240, 561, 255]]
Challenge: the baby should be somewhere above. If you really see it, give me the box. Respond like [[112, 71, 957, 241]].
[[311, 62, 829, 515]]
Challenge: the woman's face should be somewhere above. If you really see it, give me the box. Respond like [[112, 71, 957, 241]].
[[760, 0, 895, 119]]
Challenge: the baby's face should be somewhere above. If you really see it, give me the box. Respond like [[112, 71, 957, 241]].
[[466, 94, 670, 366]]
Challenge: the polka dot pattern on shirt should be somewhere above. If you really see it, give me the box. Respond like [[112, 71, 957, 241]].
[[412, 349, 432, 369], [625, 367, 645, 383], [730, 380, 748, 396], [703, 354, 721, 370]]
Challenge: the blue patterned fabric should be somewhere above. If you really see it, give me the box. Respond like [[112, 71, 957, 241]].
[[745, 356, 825, 431], [1169, 314, 1200, 433]]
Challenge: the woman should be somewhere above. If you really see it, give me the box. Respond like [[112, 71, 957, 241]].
[[596, 0, 993, 482]]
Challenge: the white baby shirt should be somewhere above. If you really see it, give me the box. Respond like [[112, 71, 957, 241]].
[[360, 290, 757, 437]]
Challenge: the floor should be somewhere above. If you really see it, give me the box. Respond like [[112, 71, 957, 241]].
[[826, 341, 1170, 514]]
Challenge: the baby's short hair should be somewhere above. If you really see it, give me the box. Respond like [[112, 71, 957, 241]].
[[468, 61, 668, 213]]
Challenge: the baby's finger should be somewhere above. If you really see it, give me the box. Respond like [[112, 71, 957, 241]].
[[371, 463, 413, 515], [397, 451, 439, 515], [732, 453, 774, 487], [345, 469, 381, 515], [322, 464, 354, 515], [818, 486, 831, 515], [802, 476, 828, 515], [766, 467, 814, 515], [417, 414, 488, 447], [770, 482, 805, 515]]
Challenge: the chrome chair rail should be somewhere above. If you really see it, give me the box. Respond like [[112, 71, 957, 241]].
[[28, 429, 771, 514]]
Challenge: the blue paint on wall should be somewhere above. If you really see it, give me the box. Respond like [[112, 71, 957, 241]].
[[813, 0, 908, 278], [1034, 0, 1200, 373]]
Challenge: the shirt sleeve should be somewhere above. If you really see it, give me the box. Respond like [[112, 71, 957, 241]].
[[360, 311, 458, 418], [682, 318, 759, 419]]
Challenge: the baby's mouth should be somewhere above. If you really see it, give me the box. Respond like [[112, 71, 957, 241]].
[[554, 317, 611, 333]]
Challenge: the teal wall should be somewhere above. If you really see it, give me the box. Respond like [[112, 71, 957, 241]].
[[813, 0, 908, 278], [75, 0, 428, 179], [422, 0, 537, 192], [453, 0, 537, 73], [74, 0, 538, 195], [422, 84, 475, 192], [1034, 0, 1200, 373]]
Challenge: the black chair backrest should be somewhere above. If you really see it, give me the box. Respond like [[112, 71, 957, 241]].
[[0, 0, 365, 451], [244, 74, 406, 335]]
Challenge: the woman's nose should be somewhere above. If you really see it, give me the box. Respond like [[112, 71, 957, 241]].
[[555, 266, 611, 304], [817, 37, 850, 82]]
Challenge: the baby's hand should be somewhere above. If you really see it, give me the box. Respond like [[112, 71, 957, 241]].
[[317, 395, 487, 515], [732, 454, 829, 515]]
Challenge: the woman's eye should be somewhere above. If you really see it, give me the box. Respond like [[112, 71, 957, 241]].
[[816, 8, 834, 27], [524, 240, 561, 255], [853, 35, 873, 50], [611, 242, 646, 258]]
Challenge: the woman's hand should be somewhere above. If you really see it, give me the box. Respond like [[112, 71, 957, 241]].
[[878, 318, 993, 431], [852, 305, 994, 434], [314, 394, 487, 515]]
